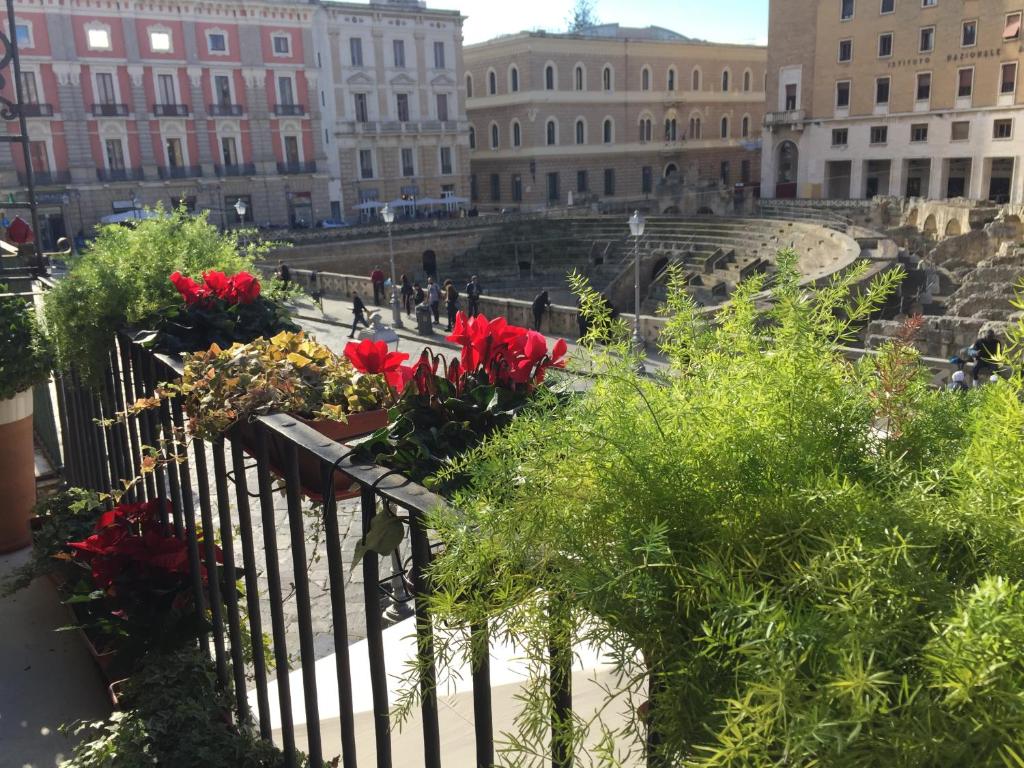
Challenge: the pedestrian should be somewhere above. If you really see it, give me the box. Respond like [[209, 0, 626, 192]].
[[465, 274, 482, 317], [370, 265, 386, 306], [444, 280, 460, 331], [277, 261, 291, 289], [309, 270, 323, 313], [969, 328, 1002, 384], [531, 290, 551, 332], [947, 370, 970, 392], [400, 273, 414, 316], [427, 277, 440, 324], [414, 282, 425, 307], [348, 291, 370, 338]]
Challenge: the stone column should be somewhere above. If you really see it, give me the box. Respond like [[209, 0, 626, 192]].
[[52, 63, 92, 183], [372, 29, 386, 120], [849, 158, 864, 200], [126, 64, 157, 175], [187, 66, 213, 171]]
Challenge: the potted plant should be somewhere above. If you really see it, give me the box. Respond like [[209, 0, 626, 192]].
[[0, 285, 53, 552]]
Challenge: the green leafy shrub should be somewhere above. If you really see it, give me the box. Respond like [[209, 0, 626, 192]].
[[44, 207, 265, 385], [410, 253, 1024, 766], [0, 284, 52, 400]]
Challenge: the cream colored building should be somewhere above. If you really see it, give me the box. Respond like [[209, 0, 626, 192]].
[[762, 0, 1024, 204], [316, 0, 471, 221], [464, 25, 766, 212]]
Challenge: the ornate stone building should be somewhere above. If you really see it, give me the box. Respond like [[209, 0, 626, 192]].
[[464, 25, 766, 212], [762, 0, 1024, 204]]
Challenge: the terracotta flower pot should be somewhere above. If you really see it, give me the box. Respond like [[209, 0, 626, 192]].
[[0, 389, 35, 553]]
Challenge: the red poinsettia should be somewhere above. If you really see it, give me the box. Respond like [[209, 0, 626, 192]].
[[169, 270, 262, 306], [344, 339, 410, 390]]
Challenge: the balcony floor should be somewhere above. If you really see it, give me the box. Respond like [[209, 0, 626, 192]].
[[0, 547, 111, 767]]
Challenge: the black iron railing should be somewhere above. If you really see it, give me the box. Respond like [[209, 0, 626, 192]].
[[157, 165, 203, 180], [97, 167, 145, 182], [18, 102, 53, 117], [273, 103, 305, 116], [153, 103, 190, 117], [91, 103, 130, 117], [50, 327, 579, 768], [277, 160, 317, 174], [214, 162, 256, 177], [18, 169, 70, 185], [209, 103, 243, 116]]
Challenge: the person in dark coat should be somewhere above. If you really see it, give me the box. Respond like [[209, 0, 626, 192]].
[[308, 270, 323, 313], [531, 290, 551, 332], [465, 275, 482, 317], [414, 283, 425, 306], [370, 266, 385, 305], [277, 261, 291, 288], [348, 291, 370, 338], [443, 280, 460, 331], [970, 329, 1003, 383], [400, 274, 414, 316]]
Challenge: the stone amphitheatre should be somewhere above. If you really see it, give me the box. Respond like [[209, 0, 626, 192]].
[[268, 199, 1023, 362]]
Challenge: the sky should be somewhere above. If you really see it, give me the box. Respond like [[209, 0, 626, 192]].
[[446, 0, 770, 46]]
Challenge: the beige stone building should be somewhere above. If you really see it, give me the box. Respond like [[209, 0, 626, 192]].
[[763, 0, 1024, 205], [464, 25, 766, 213]]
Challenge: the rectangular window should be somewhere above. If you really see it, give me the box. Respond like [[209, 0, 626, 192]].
[[354, 92, 368, 123], [165, 137, 184, 167], [221, 136, 238, 165], [29, 140, 49, 173], [951, 120, 969, 140], [577, 169, 589, 192], [1006, 12, 1023, 40], [359, 149, 374, 179], [603, 168, 615, 196], [785, 83, 797, 110], [87, 27, 111, 50], [433, 41, 446, 69], [350, 37, 363, 66], [208, 32, 226, 53], [149, 30, 171, 52], [396, 93, 409, 122], [436, 93, 449, 122], [958, 68, 973, 97], [440, 146, 452, 175], [961, 20, 977, 47], [1001, 62, 1018, 94], [15, 23, 31, 46], [876, 76, 890, 104], [19, 71, 39, 104], [393, 39, 405, 68], [841, 0, 854, 20], [880, 0, 894, 12], [105, 138, 125, 170], [158, 73, 176, 105], [832, 128, 849, 146], [511, 174, 523, 202], [922, 0, 935, 5], [272, 35, 290, 55], [836, 80, 851, 107], [916, 72, 931, 101], [278, 76, 294, 106], [838, 38, 853, 62], [994, 118, 1013, 139], [740, 160, 750, 184], [547, 172, 560, 203], [284, 135, 300, 164], [215, 75, 232, 105], [490, 173, 500, 201], [401, 147, 414, 177], [870, 125, 888, 144], [919, 26, 934, 52], [642, 166, 653, 193], [878, 32, 893, 57], [96, 72, 116, 104], [910, 123, 928, 142], [720, 161, 730, 184]]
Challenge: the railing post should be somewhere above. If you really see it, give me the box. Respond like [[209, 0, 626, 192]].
[[549, 611, 573, 768], [360, 485, 393, 768], [406, 504, 441, 768], [471, 622, 494, 768], [192, 439, 229, 689]]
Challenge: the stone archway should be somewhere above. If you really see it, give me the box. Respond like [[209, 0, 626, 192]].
[[697, 206, 715, 215], [944, 219, 962, 237], [923, 214, 938, 236], [651, 257, 669, 281], [775, 140, 798, 199], [663, 163, 679, 179]]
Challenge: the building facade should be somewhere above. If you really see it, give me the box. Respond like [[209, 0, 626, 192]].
[[1, 0, 329, 244], [315, 0, 471, 222], [762, 0, 1024, 204], [464, 26, 766, 212]]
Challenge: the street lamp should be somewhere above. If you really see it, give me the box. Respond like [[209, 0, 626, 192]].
[[380, 202, 403, 328], [233, 197, 248, 222], [628, 209, 646, 370]]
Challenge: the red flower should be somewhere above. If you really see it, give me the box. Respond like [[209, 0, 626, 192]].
[[202, 270, 231, 300], [170, 271, 204, 305], [229, 272, 261, 304], [344, 339, 410, 390]]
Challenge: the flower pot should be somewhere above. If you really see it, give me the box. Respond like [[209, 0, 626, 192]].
[[0, 389, 35, 553], [234, 409, 389, 502]]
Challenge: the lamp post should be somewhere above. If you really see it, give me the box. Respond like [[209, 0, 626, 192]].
[[628, 209, 646, 370], [381, 203, 403, 328], [233, 197, 248, 226], [131, 194, 140, 222]]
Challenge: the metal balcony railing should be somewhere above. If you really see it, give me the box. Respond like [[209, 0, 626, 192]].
[[276, 160, 317, 174], [91, 103, 130, 117], [18, 103, 54, 117], [18, 170, 71, 185], [273, 104, 306, 116], [208, 103, 243, 116], [157, 165, 203, 180], [153, 104, 190, 117], [214, 162, 257, 177], [96, 167, 146, 182]]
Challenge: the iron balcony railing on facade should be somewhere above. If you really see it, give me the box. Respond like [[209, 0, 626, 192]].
[[18, 169, 71, 185], [157, 165, 203, 180], [91, 103, 130, 117], [96, 167, 145, 182], [153, 103, 191, 117], [276, 160, 317, 175], [18, 102, 54, 117], [208, 103, 243, 116], [273, 104, 306, 116], [214, 162, 257, 177]]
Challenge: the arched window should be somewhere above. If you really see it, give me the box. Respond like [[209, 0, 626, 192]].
[[546, 119, 556, 146], [491, 123, 499, 149], [692, 68, 701, 90], [513, 121, 521, 147], [720, 115, 729, 138], [575, 119, 585, 144], [603, 118, 612, 143], [741, 115, 749, 138], [466, 74, 473, 98], [641, 67, 650, 91], [665, 118, 676, 141], [689, 116, 702, 139], [603, 66, 612, 91], [667, 68, 676, 91], [510, 66, 519, 92], [743, 70, 751, 92], [575, 65, 584, 90], [721, 69, 730, 92], [545, 64, 555, 90], [639, 117, 652, 142], [488, 70, 496, 95], [469, 125, 476, 149]]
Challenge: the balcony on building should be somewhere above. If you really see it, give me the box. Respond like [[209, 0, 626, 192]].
[[273, 104, 306, 117], [157, 165, 203, 180], [764, 110, 806, 131], [91, 103, 130, 117], [18, 170, 71, 186], [276, 160, 317, 175], [214, 162, 257, 178], [208, 103, 243, 117], [18, 103, 54, 118], [153, 104, 191, 117], [96, 167, 145, 183]]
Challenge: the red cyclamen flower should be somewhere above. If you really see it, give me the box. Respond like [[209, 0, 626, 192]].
[[344, 339, 410, 390], [170, 271, 204, 305]]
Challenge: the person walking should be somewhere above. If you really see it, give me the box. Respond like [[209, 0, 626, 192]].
[[309, 270, 323, 314], [400, 274, 414, 316], [277, 261, 291, 289], [465, 274, 482, 317], [427, 277, 440, 324], [348, 291, 370, 338], [414, 282, 425, 307], [370, 265, 385, 306], [444, 280, 460, 331], [531, 289, 551, 332]]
